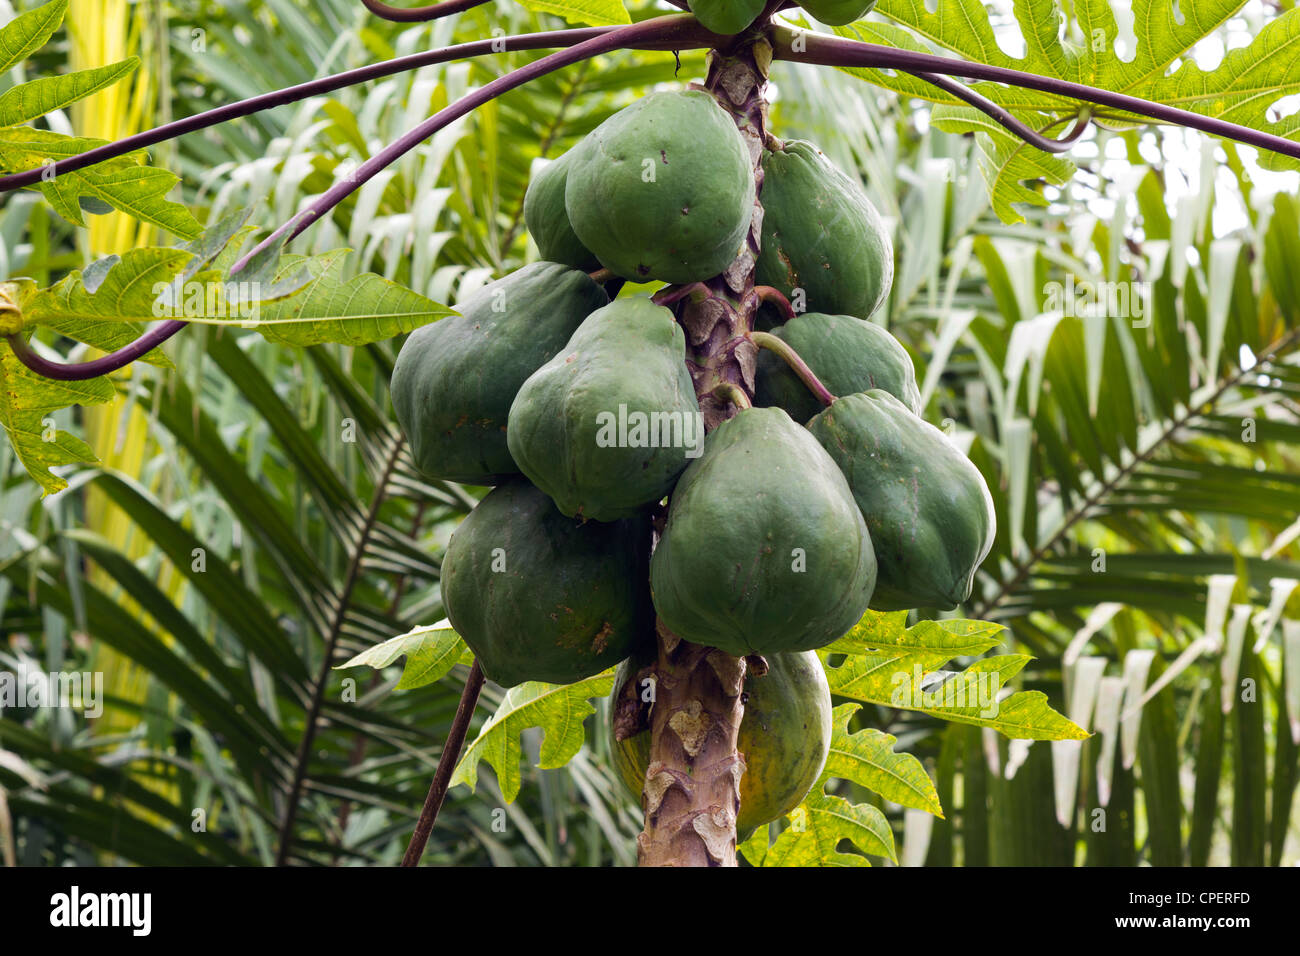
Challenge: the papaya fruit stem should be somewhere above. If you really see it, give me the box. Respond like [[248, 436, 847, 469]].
[[651, 281, 710, 308], [711, 381, 753, 410], [753, 284, 796, 320], [750, 329, 837, 407]]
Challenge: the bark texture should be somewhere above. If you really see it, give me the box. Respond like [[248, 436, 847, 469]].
[[633, 33, 772, 868]]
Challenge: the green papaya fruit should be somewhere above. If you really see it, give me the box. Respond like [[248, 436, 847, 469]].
[[611, 650, 832, 836], [523, 152, 600, 271], [441, 481, 652, 687], [650, 406, 876, 656], [390, 263, 607, 485], [806, 390, 996, 611], [800, 0, 877, 25], [508, 297, 702, 522], [565, 91, 755, 284], [755, 312, 921, 423], [690, 0, 765, 35], [756, 139, 893, 320]]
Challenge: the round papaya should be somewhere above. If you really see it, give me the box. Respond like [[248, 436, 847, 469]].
[[690, 0, 765, 35], [565, 91, 755, 284], [523, 152, 600, 271], [650, 406, 876, 656], [611, 651, 832, 836], [390, 263, 607, 485], [800, 0, 877, 26], [806, 390, 996, 611], [756, 139, 893, 320], [441, 481, 652, 687], [508, 297, 702, 522], [755, 312, 921, 423]]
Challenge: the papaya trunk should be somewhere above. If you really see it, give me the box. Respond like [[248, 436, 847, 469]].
[[635, 626, 750, 866], [637, 36, 771, 868]]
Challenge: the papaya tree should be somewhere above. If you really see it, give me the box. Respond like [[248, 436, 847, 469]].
[[1, 0, 1298, 868]]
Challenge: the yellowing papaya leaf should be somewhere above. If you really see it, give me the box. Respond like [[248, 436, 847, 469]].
[[827, 608, 1005, 658], [450, 671, 616, 803], [743, 790, 894, 867], [821, 703, 944, 816], [0, 337, 113, 496], [335, 622, 472, 691], [819, 611, 1088, 740]]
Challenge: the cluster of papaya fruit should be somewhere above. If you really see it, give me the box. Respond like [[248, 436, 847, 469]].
[[390, 78, 995, 830]]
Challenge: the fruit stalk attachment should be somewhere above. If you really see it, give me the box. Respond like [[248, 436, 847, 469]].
[[754, 285, 796, 321], [750, 329, 836, 407]]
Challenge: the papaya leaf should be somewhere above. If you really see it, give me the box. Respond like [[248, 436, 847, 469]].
[[737, 826, 770, 866], [0, 336, 113, 496], [450, 671, 616, 803], [245, 251, 455, 347], [822, 702, 944, 817], [0, 58, 139, 126], [834, 0, 1300, 220], [21, 247, 191, 365], [0, 0, 68, 74], [37, 159, 201, 239], [515, 0, 631, 27], [177, 207, 257, 282], [335, 622, 472, 691], [820, 611, 1088, 740], [827, 608, 1006, 658], [0, 128, 200, 239], [743, 790, 895, 867]]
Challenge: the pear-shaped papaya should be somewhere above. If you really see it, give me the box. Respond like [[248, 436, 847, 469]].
[[611, 650, 831, 836], [390, 263, 607, 485], [800, 0, 877, 26], [690, 0, 765, 34], [650, 406, 876, 656], [508, 297, 702, 522], [441, 481, 652, 687], [755, 312, 921, 423], [523, 152, 600, 271], [756, 140, 893, 320], [806, 390, 996, 611], [565, 91, 755, 284]]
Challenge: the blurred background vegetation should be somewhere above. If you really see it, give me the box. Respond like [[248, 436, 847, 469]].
[[0, 0, 1298, 866]]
